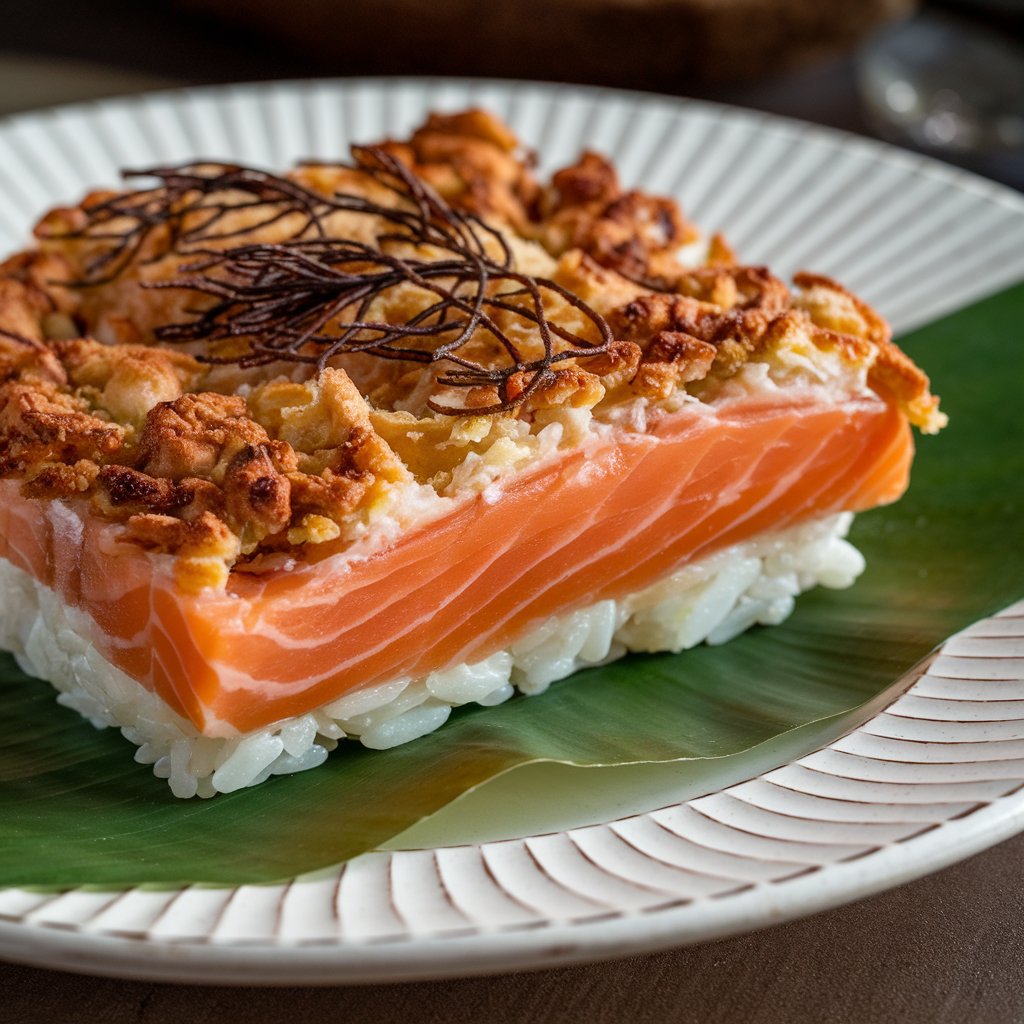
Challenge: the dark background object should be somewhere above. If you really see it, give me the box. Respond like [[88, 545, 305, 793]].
[[2, 0, 297, 84], [2, 0, 914, 88], [177, 0, 913, 89], [859, 6, 1024, 186]]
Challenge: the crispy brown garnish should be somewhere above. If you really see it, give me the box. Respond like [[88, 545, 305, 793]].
[[0, 278, 50, 343], [584, 341, 642, 389], [0, 250, 78, 316], [99, 464, 193, 511], [222, 443, 293, 545], [0, 277, 70, 388], [504, 365, 605, 412], [384, 109, 541, 232], [52, 146, 616, 417], [136, 392, 271, 481], [868, 342, 947, 434], [122, 509, 240, 591], [95, 464, 223, 521], [705, 233, 738, 268], [793, 272, 945, 432], [639, 332, 718, 395], [287, 467, 370, 524], [542, 151, 698, 282], [89, 370, 408, 570], [0, 379, 123, 473], [551, 151, 621, 208], [674, 265, 791, 314], [57, 339, 201, 427], [609, 292, 715, 340], [22, 459, 99, 499]]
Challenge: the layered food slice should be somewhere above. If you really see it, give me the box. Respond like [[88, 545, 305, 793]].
[[0, 110, 944, 796]]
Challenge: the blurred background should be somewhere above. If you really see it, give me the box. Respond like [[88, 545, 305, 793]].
[[1, 0, 1022, 188]]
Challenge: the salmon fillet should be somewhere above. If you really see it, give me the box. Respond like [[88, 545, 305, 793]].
[[0, 392, 911, 736], [0, 108, 942, 794]]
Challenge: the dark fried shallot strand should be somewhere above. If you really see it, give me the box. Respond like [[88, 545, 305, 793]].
[[51, 146, 615, 414]]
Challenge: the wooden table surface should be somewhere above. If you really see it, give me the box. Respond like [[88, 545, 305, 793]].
[[1, 33, 1022, 1023]]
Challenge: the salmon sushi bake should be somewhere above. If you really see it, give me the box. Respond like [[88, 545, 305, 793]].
[[0, 109, 945, 797]]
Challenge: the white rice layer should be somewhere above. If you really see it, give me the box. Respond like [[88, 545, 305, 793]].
[[0, 513, 864, 798]]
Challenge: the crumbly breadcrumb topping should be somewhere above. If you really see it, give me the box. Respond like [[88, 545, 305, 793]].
[[0, 109, 944, 590]]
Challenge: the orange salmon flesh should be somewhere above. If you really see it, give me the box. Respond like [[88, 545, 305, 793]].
[[0, 392, 912, 737]]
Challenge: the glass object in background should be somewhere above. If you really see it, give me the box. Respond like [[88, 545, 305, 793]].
[[858, 6, 1024, 188]]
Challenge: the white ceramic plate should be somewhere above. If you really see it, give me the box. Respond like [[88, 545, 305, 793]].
[[1, 77, 1023, 985]]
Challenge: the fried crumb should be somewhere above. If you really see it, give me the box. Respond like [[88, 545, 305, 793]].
[[23, 458, 99, 498], [0, 379, 124, 472], [136, 392, 271, 481], [287, 513, 342, 547], [705, 233, 738, 267], [634, 332, 718, 400], [122, 510, 240, 591], [222, 443, 292, 549], [541, 151, 699, 281], [793, 272, 945, 431], [57, 339, 202, 428]]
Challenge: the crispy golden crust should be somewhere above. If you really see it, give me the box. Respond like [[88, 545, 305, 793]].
[[0, 378, 124, 474], [0, 108, 944, 589], [375, 109, 541, 234], [540, 151, 700, 281], [792, 272, 946, 434]]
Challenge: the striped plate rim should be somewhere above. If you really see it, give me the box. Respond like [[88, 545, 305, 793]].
[[0, 77, 1021, 984]]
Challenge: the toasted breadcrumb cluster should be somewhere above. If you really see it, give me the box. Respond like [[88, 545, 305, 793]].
[[0, 109, 944, 591]]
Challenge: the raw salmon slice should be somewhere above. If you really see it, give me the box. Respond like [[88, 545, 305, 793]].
[[0, 390, 910, 736]]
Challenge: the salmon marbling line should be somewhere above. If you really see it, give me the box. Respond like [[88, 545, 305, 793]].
[[0, 392, 912, 736]]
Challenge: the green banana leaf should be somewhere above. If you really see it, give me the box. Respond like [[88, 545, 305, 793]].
[[0, 282, 1021, 889]]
